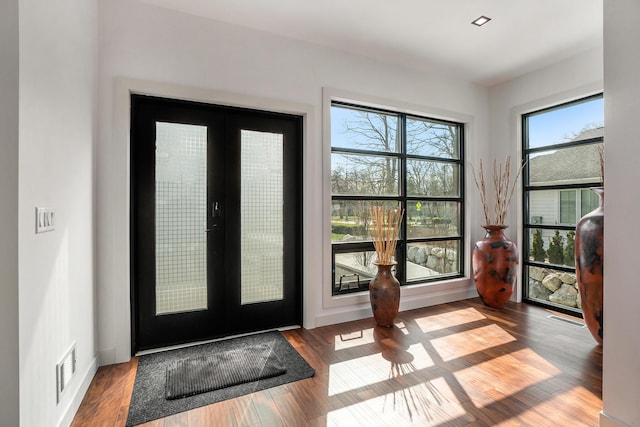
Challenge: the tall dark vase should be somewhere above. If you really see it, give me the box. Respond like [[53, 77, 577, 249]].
[[369, 262, 400, 327], [575, 187, 604, 345], [472, 225, 518, 309]]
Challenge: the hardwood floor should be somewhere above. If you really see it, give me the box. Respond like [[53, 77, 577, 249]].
[[71, 298, 602, 426]]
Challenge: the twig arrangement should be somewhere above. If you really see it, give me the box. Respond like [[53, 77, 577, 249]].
[[369, 206, 405, 265], [471, 156, 526, 225], [596, 144, 605, 186]]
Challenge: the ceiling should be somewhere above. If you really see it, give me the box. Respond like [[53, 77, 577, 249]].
[[136, 0, 603, 87]]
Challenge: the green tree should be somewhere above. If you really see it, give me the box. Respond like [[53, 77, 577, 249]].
[[547, 230, 565, 265], [531, 229, 546, 262], [564, 231, 575, 266]]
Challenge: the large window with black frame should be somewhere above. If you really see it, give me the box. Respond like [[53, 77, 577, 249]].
[[522, 94, 604, 314], [330, 101, 464, 295]]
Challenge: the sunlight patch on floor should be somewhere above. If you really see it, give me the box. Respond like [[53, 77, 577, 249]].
[[454, 348, 561, 408], [334, 322, 408, 351], [415, 307, 487, 334], [328, 343, 435, 396], [511, 385, 601, 426], [327, 376, 470, 426], [431, 324, 516, 362], [334, 328, 376, 350]]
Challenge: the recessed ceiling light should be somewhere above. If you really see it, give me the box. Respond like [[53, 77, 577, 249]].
[[472, 16, 491, 27]]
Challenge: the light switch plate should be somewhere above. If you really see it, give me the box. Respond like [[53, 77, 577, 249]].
[[36, 207, 55, 233]]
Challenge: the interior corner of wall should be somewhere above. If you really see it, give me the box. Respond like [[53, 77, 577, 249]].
[[97, 347, 116, 366]]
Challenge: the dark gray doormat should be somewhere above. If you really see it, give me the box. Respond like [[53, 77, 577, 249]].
[[165, 343, 287, 400], [126, 331, 315, 426]]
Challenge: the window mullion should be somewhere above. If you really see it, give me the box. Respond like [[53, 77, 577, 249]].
[[398, 113, 407, 284]]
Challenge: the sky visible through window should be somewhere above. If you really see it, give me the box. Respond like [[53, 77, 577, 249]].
[[527, 96, 604, 149], [331, 106, 400, 171], [332, 98, 603, 152], [331, 106, 362, 149]]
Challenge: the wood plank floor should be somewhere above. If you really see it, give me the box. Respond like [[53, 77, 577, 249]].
[[71, 298, 602, 426]]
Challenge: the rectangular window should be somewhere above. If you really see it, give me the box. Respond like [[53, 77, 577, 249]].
[[522, 94, 603, 314], [331, 102, 464, 295], [581, 189, 599, 216], [559, 190, 576, 224]]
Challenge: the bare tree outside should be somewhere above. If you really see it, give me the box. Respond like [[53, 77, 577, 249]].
[[335, 110, 398, 196], [331, 107, 459, 237], [333, 110, 458, 195]]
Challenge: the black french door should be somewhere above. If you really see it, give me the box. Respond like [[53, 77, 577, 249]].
[[131, 95, 302, 352]]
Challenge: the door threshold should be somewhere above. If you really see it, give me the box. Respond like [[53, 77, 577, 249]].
[[135, 325, 302, 357]]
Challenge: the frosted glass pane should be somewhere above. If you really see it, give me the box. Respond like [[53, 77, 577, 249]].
[[241, 130, 284, 305], [155, 122, 207, 315]]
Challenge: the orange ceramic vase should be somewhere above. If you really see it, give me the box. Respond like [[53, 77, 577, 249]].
[[575, 188, 604, 345], [472, 225, 518, 309], [369, 262, 400, 327]]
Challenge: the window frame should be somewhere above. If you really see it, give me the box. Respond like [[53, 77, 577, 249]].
[[521, 93, 604, 316], [329, 100, 465, 296]]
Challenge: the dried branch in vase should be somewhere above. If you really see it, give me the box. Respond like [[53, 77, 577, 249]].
[[596, 144, 605, 186], [471, 155, 526, 225], [369, 206, 404, 265]]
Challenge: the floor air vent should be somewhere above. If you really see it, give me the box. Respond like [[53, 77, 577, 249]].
[[56, 343, 77, 404], [547, 314, 586, 327]]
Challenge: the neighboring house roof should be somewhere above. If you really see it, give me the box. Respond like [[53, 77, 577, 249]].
[[529, 127, 603, 185], [569, 127, 604, 141]]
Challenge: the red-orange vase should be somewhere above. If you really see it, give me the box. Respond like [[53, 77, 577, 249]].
[[575, 187, 604, 345], [472, 225, 518, 309], [369, 262, 400, 327]]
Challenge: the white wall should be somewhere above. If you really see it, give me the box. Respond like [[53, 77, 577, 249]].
[[529, 189, 558, 226], [97, 0, 490, 364], [0, 0, 20, 425], [18, 0, 98, 425], [601, 1, 640, 426], [489, 46, 604, 191], [488, 48, 603, 301]]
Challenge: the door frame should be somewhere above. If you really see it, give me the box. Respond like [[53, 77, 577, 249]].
[[130, 94, 303, 352], [110, 78, 315, 359]]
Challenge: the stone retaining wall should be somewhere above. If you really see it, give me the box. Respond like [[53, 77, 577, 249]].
[[529, 266, 581, 308], [404, 246, 583, 309], [407, 244, 457, 274]]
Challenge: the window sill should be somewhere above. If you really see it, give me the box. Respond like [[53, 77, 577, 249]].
[[325, 275, 473, 310]]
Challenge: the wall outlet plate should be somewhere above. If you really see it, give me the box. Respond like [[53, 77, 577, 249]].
[[35, 207, 55, 233]]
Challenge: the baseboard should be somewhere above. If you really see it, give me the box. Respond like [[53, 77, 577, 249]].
[[399, 286, 477, 312], [315, 305, 373, 327], [600, 411, 629, 427], [57, 356, 98, 427], [314, 285, 476, 328]]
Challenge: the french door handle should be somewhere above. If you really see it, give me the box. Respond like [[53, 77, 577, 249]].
[[213, 201, 222, 218]]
